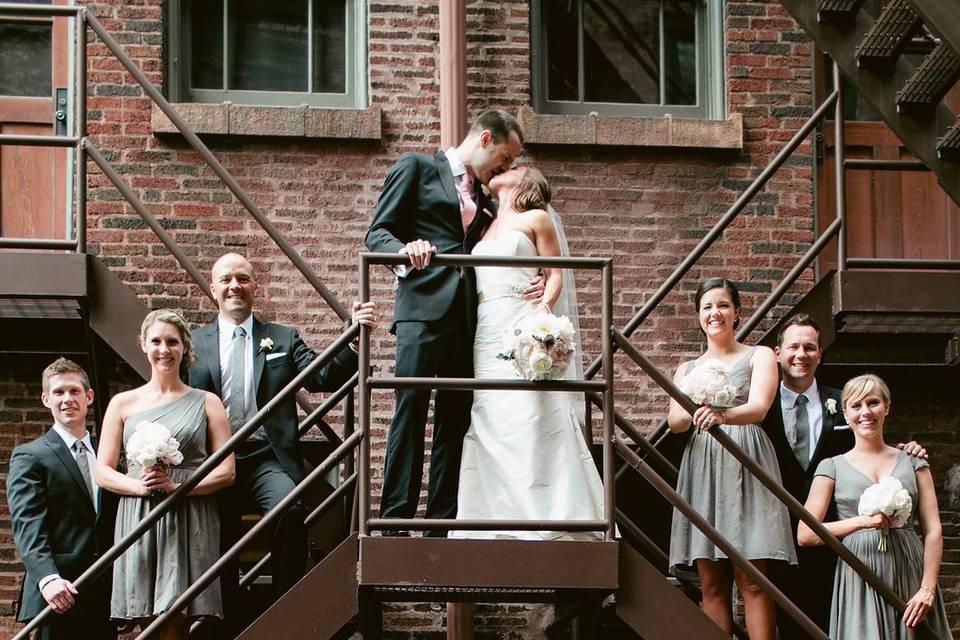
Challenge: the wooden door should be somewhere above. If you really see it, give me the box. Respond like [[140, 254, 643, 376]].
[[0, 1, 70, 242]]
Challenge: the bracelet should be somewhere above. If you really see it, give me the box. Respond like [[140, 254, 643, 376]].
[[919, 585, 936, 596], [540, 303, 552, 314]]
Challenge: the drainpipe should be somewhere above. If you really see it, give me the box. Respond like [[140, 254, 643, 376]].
[[439, 0, 467, 148]]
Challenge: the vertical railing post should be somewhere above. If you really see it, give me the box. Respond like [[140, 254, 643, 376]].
[[833, 60, 847, 271], [358, 255, 371, 536], [74, 8, 87, 253], [601, 260, 615, 540]]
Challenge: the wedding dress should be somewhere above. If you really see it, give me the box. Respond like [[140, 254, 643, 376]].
[[452, 229, 604, 540]]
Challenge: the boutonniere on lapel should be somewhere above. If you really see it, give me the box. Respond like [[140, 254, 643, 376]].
[[257, 337, 274, 355], [825, 398, 838, 415]]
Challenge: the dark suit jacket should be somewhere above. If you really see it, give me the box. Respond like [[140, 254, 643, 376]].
[[7, 428, 115, 623], [365, 151, 495, 333], [762, 383, 853, 509], [189, 317, 358, 483]]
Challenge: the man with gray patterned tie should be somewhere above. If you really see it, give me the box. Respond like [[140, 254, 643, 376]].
[[189, 253, 376, 626]]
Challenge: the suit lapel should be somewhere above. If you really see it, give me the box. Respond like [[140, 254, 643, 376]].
[[199, 323, 222, 396], [810, 387, 841, 464], [435, 152, 461, 231], [43, 429, 96, 517], [253, 317, 267, 401]]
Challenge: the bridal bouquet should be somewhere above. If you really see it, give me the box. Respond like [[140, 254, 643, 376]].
[[498, 313, 576, 381], [857, 476, 912, 552], [126, 420, 183, 470], [678, 359, 736, 407]]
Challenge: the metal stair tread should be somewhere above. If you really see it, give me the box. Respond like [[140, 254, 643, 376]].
[[896, 41, 960, 113], [818, 0, 868, 24], [855, 0, 921, 67]]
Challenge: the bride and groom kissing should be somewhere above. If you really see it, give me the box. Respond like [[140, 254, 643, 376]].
[[365, 110, 604, 539]]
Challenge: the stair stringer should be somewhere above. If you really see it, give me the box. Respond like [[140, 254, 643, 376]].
[[615, 543, 729, 640], [86, 255, 152, 380], [238, 533, 359, 640]]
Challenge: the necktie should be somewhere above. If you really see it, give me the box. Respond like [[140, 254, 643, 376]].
[[228, 325, 246, 431], [794, 395, 810, 468], [458, 172, 477, 232], [72, 440, 96, 508]]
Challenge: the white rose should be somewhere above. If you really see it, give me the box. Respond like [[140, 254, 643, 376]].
[[529, 351, 553, 378], [713, 386, 734, 407]]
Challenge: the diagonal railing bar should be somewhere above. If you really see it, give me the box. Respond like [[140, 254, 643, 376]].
[[586, 391, 678, 481], [239, 472, 358, 589], [11, 323, 361, 640], [81, 10, 350, 321], [615, 508, 668, 569], [85, 141, 214, 302], [582, 90, 840, 381], [138, 431, 362, 640], [612, 330, 942, 640], [298, 372, 360, 439], [614, 439, 829, 640]]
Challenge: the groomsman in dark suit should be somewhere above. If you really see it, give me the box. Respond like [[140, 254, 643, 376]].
[[365, 110, 529, 531], [763, 314, 851, 638], [189, 253, 376, 613], [7, 358, 116, 640]]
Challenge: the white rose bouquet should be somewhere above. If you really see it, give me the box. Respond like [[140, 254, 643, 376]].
[[857, 476, 912, 552], [679, 359, 737, 408], [126, 420, 184, 470], [498, 313, 576, 381]]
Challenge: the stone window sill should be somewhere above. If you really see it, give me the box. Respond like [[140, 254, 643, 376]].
[[517, 107, 742, 150], [151, 103, 382, 140]]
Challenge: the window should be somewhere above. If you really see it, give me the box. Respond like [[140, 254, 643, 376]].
[[531, 0, 724, 119], [167, 0, 365, 108]]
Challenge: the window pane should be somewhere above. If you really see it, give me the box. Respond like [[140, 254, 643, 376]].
[[663, 0, 697, 105], [228, 0, 309, 92], [0, 23, 52, 97], [544, 0, 579, 102], [312, 0, 346, 93], [583, 0, 659, 104], [190, 0, 224, 89]]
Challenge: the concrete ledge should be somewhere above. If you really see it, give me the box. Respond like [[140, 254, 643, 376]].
[[518, 106, 742, 150], [151, 103, 382, 140]]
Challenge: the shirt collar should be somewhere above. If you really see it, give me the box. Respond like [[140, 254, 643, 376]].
[[218, 314, 254, 340], [780, 379, 819, 408], [52, 423, 93, 453], [444, 147, 468, 179]]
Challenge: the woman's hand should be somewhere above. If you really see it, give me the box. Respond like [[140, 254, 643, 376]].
[[861, 512, 890, 531], [903, 585, 936, 627], [692, 405, 726, 431], [141, 466, 179, 495]]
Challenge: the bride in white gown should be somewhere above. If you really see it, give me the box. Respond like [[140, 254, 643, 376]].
[[453, 167, 605, 541]]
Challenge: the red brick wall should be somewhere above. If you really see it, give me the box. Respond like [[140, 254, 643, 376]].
[[4, 0, 956, 638]]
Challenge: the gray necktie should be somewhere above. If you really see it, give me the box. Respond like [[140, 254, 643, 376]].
[[228, 325, 246, 431], [793, 395, 810, 468], [72, 440, 96, 508]]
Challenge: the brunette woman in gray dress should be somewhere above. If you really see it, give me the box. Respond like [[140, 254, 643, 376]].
[[95, 310, 235, 639], [799, 374, 951, 639], [667, 278, 795, 640]]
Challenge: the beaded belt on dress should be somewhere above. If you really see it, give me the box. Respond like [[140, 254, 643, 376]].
[[477, 284, 526, 304]]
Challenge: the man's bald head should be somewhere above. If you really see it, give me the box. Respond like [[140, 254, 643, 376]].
[[210, 253, 257, 324]]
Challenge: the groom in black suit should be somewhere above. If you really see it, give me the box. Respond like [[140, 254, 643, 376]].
[[762, 314, 851, 638], [366, 110, 525, 530], [7, 358, 115, 640], [189, 253, 376, 616]]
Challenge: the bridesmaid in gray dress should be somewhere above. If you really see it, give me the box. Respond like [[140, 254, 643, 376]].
[[95, 310, 234, 639], [799, 374, 951, 639], [667, 278, 795, 640]]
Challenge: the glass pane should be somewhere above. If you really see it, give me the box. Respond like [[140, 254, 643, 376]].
[[663, 0, 696, 105], [583, 0, 659, 104], [228, 0, 308, 92], [312, 0, 346, 93], [190, 0, 224, 89], [544, 0, 579, 102], [0, 22, 52, 97]]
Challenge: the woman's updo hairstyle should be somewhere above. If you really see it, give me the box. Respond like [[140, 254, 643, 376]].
[[511, 167, 551, 213]]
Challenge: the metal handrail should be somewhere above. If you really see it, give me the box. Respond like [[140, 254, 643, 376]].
[[612, 330, 942, 640], [11, 324, 360, 640], [358, 251, 616, 540]]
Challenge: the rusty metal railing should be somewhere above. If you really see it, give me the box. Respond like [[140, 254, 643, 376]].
[[358, 252, 617, 541]]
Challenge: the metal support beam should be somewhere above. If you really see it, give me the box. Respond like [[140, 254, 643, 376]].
[[439, 0, 467, 148]]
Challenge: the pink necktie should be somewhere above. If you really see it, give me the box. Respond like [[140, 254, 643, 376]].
[[458, 172, 477, 232]]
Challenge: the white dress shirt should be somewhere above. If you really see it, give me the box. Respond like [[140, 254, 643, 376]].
[[779, 379, 824, 453], [40, 424, 99, 590], [218, 314, 267, 441]]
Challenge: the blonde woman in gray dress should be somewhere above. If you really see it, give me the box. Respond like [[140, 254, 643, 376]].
[[95, 310, 235, 639], [667, 278, 796, 640], [798, 374, 951, 639]]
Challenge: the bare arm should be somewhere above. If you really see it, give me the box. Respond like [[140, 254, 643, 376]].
[[668, 363, 693, 433], [720, 346, 778, 426], [798, 475, 887, 546], [94, 393, 148, 497], [530, 210, 563, 312], [903, 467, 942, 627]]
